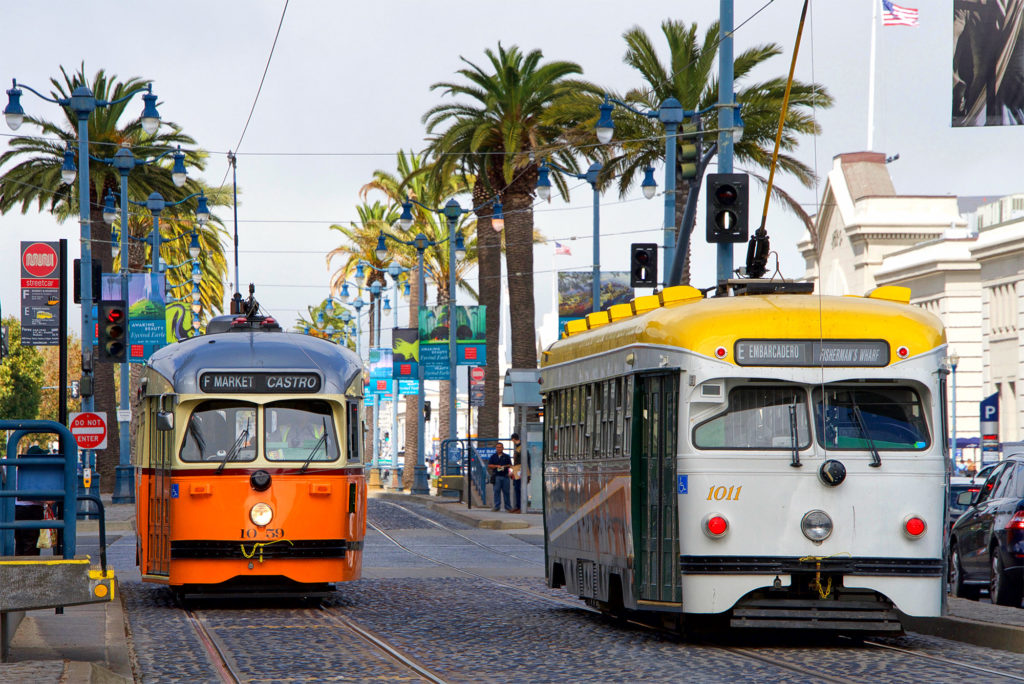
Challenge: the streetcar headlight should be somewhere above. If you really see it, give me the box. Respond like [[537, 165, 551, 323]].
[[250, 502, 273, 526], [800, 509, 833, 542]]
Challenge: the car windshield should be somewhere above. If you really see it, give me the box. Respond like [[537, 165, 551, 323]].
[[814, 386, 929, 450], [265, 400, 339, 462], [693, 385, 810, 450], [180, 401, 257, 463]]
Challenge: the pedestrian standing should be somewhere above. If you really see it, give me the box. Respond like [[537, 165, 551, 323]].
[[487, 442, 513, 512], [510, 432, 527, 513]]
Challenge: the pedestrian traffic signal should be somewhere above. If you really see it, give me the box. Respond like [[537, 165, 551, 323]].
[[424, 400, 432, 422], [630, 243, 658, 288], [98, 300, 127, 363], [706, 173, 749, 243], [70, 380, 80, 398]]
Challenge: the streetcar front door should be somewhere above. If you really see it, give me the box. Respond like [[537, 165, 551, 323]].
[[146, 397, 173, 576], [633, 372, 681, 604]]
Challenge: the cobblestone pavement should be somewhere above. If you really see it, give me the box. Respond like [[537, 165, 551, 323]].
[[117, 499, 1024, 683]]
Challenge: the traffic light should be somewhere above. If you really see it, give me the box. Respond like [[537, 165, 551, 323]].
[[72, 258, 102, 304], [630, 243, 658, 288], [706, 173, 749, 243], [424, 400, 432, 422], [98, 300, 127, 362]]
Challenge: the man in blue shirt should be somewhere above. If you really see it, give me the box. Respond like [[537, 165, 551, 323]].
[[487, 442, 514, 512]]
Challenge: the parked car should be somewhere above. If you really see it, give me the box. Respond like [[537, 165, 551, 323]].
[[949, 476, 981, 531], [949, 455, 1024, 606]]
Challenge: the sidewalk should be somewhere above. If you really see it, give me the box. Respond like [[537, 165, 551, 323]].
[[0, 495, 135, 683]]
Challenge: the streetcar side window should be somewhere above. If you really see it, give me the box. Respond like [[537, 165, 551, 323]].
[[264, 400, 339, 462], [179, 401, 258, 463], [693, 386, 810, 450], [813, 386, 929, 451], [346, 401, 361, 463]]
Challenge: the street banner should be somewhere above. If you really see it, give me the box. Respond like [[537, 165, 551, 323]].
[[166, 302, 195, 343], [369, 347, 392, 379], [102, 273, 167, 362], [953, 3, 1024, 127], [557, 271, 633, 335], [20, 241, 61, 346], [418, 305, 487, 375], [392, 328, 419, 379], [398, 379, 420, 395], [419, 305, 451, 380]]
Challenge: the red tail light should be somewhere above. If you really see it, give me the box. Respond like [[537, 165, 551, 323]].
[[1008, 511, 1024, 531], [903, 516, 926, 538], [703, 514, 728, 538]]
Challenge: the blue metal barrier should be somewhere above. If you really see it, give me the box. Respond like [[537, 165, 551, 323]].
[[0, 420, 80, 559]]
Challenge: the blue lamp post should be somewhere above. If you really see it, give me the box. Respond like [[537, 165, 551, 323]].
[[6, 76, 160, 490], [100, 142, 189, 503], [385, 262, 409, 489], [377, 224, 442, 495]]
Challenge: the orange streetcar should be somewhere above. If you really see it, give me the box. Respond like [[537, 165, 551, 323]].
[[134, 307, 366, 598]]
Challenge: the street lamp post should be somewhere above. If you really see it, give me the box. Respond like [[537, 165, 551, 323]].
[[102, 142, 188, 502], [6, 77, 160, 489], [385, 263, 410, 489]]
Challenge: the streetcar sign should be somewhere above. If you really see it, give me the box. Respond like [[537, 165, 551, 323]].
[[69, 411, 108, 450], [734, 339, 889, 367]]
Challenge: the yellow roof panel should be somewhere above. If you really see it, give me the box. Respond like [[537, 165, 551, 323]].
[[542, 294, 944, 367]]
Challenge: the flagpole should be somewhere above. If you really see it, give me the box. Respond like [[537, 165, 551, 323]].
[[867, 0, 879, 150]]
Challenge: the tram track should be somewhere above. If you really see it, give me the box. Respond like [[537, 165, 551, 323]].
[[185, 602, 447, 682], [371, 504, 1024, 684]]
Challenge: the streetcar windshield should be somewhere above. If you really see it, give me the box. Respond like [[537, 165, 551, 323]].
[[814, 386, 929, 450], [265, 400, 339, 462], [693, 385, 810, 450], [180, 401, 257, 463]]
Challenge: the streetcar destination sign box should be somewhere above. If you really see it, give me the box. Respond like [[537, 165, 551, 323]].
[[734, 339, 889, 367], [199, 371, 322, 393]]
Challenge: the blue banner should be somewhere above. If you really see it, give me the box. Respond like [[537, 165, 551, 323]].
[[421, 345, 450, 381], [398, 379, 420, 395]]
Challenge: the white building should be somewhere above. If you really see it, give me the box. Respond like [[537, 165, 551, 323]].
[[800, 152, 1024, 456]]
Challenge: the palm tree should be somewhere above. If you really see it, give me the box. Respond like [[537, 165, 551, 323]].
[[0, 65, 214, 490], [354, 151, 477, 489], [423, 44, 593, 373], [547, 20, 833, 283]]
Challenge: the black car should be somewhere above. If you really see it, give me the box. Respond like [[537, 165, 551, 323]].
[[949, 456, 1024, 606]]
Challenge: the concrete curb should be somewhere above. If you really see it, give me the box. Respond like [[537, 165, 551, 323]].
[[899, 612, 1024, 653], [370, 490, 533, 530]]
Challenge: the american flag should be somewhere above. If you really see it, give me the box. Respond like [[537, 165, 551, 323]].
[[554, 242, 572, 256], [882, 1, 918, 27]]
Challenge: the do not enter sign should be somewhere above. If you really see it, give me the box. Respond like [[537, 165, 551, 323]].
[[470, 367, 485, 385], [70, 411, 108, 450]]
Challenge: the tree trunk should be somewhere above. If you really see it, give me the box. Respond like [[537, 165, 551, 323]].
[[90, 186, 118, 491], [474, 183, 501, 440], [402, 268, 421, 491], [503, 189, 537, 370]]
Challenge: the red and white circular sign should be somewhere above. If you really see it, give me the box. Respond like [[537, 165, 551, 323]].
[[22, 242, 58, 278], [69, 412, 108, 450], [470, 367, 485, 384]]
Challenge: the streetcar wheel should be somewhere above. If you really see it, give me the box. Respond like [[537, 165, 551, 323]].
[[990, 551, 1023, 607], [950, 547, 979, 600]]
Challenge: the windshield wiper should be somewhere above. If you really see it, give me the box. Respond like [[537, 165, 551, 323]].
[[848, 398, 882, 468], [217, 421, 251, 474], [788, 405, 802, 468], [299, 418, 329, 474]]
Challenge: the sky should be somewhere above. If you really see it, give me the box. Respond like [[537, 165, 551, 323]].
[[3, 0, 1022, 352]]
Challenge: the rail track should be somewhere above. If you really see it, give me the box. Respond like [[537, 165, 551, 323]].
[[369, 501, 1024, 684]]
